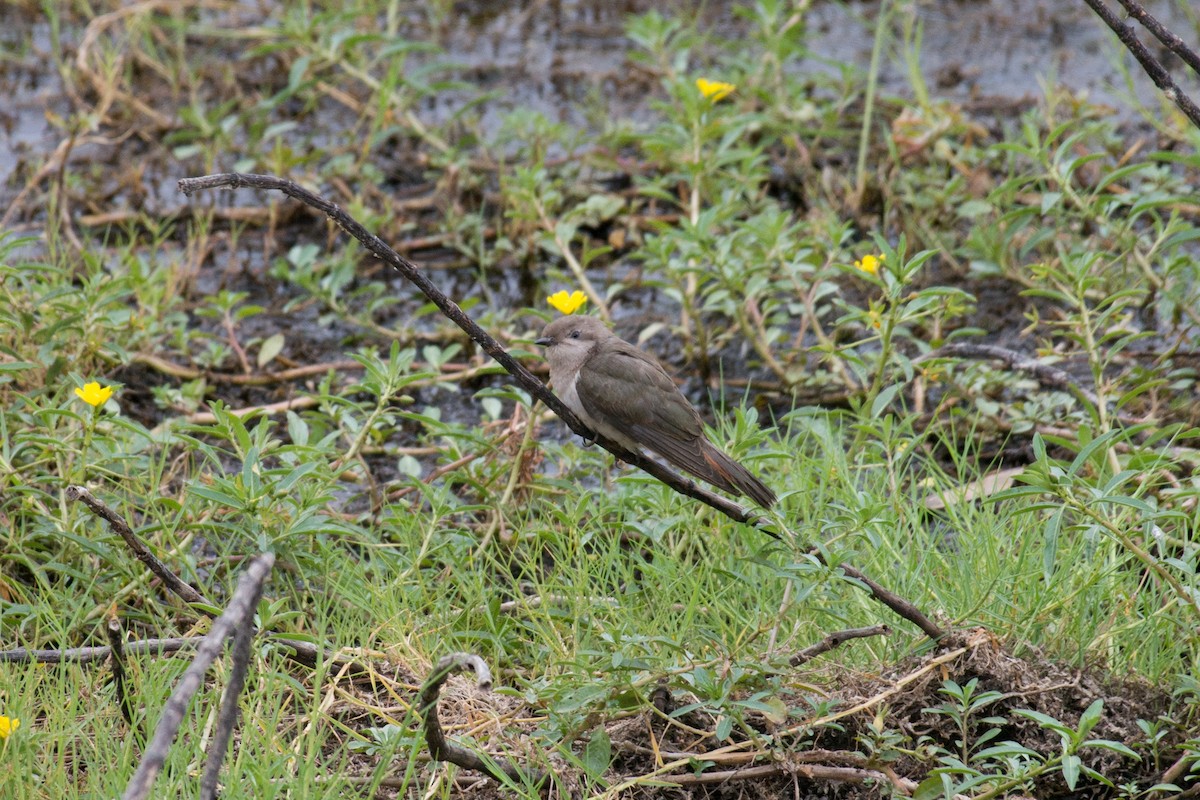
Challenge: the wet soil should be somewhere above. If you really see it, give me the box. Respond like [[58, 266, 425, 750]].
[[4, 1, 1199, 796]]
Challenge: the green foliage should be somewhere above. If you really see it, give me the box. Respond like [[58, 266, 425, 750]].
[[4, 1, 1200, 797]]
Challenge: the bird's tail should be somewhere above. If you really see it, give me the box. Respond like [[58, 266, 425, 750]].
[[698, 439, 776, 508]]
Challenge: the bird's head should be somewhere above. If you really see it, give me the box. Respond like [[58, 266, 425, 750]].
[[535, 316, 611, 364]]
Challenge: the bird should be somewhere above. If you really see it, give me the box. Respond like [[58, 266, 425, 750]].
[[535, 316, 776, 507]]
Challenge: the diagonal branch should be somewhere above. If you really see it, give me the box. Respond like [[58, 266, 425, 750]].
[[177, 173, 771, 532], [67, 485, 214, 607], [1082, 0, 1200, 129], [67, 484, 365, 670], [122, 554, 274, 800], [1113, 0, 1200, 76], [176, 172, 946, 641]]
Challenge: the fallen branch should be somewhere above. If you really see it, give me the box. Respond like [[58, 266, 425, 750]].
[[199, 565, 261, 800], [66, 484, 363, 672], [67, 485, 213, 608], [419, 653, 543, 786], [0, 637, 201, 665], [789, 624, 891, 667], [654, 761, 901, 789], [123, 553, 274, 800], [920, 343, 1103, 410], [833, 562, 943, 641]]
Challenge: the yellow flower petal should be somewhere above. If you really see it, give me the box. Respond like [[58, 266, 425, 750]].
[[546, 290, 588, 315], [853, 253, 885, 276], [695, 78, 735, 103], [0, 715, 19, 739], [74, 381, 115, 408]]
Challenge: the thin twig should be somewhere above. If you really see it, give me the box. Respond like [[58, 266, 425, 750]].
[[136, 354, 358, 384], [0, 637, 201, 664], [66, 485, 363, 672], [199, 574, 261, 800], [419, 653, 543, 786], [655, 761, 899, 788], [67, 485, 213, 608], [122, 553, 274, 800], [1082, 0, 1200, 129], [105, 614, 137, 734], [833, 561, 942, 640], [1113, 0, 1200, 75], [106, 614, 136, 728], [789, 624, 891, 667]]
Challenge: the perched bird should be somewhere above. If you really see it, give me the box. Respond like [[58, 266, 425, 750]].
[[535, 316, 776, 507]]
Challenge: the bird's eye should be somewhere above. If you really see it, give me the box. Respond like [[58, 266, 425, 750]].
[[569, 330, 581, 339]]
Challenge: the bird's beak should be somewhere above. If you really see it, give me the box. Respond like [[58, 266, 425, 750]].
[[534, 336, 553, 347]]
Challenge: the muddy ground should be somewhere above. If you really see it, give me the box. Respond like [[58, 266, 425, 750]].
[[4, 1, 1200, 797]]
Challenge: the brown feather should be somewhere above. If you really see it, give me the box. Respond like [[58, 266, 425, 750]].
[[539, 316, 776, 507]]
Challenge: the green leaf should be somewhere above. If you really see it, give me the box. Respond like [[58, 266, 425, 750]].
[[0, 361, 38, 373], [1076, 699, 1104, 739], [1067, 428, 1121, 477], [870, 383, 902, 419], [975, 741, 1040, 759], [1079, 763, 1114, 787], [1061, 753, 1081, 789], [583, 729, 612, 777], [277, 461, 319, 492], [1043, 506, 1063, 581], [912, 775, 949, 800], [715, 715, 733, 741], [1099, 495, 1155, 514], [1032, 433, 1047, 462], [188, 484, 244, 509], [286, 411, 309, 446], [1082, 739, 1139, 759], [1014, 708, 1073, 736], [258, 333, 286, 368]]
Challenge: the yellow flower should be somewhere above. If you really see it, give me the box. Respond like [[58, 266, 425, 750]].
[[74, 382, 114, 408], [0, 715, 19, 739], [546, 290, 588, 315], [696, 78, 736, 103], [854, 253, 885, 276]]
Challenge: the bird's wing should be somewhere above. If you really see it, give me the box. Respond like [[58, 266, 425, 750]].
[[576, 341, 774, 504], [576, 343, 704, 443]]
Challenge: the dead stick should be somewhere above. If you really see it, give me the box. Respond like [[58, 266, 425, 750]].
[[834, 560, 943, 640], [790, 624, 891, 667], [1081, 0, 1200, 129], [419, 653, 541, 786], [67, 486, 213, 608], [199, 577, 261, 800], [656, 762, 895, 787], [106, 614, 136, 728], [0, 637, 200, 664], [122, 553, 274, 800], [1113, 0, 1200, 75], [65, 484, 361, 672]]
